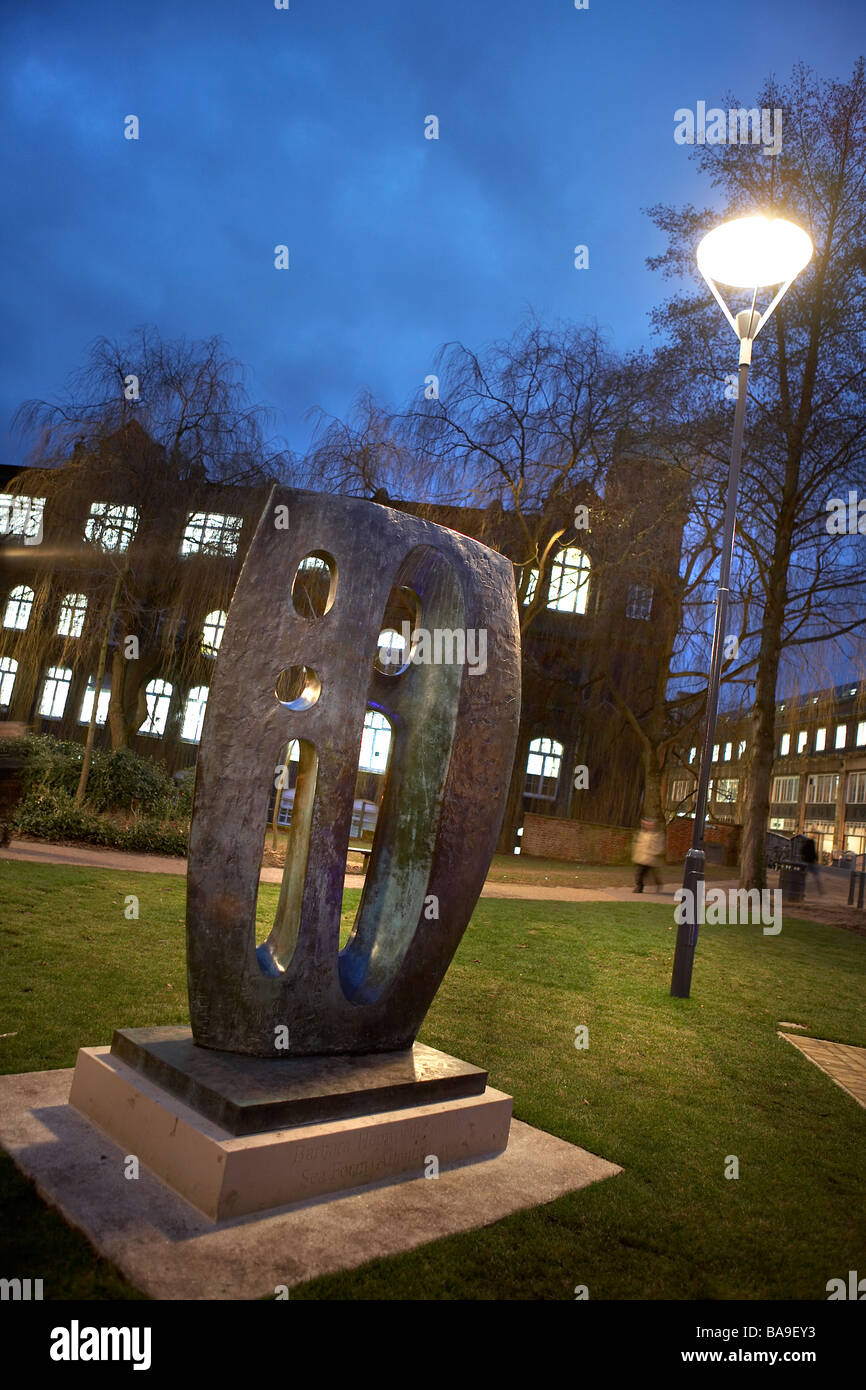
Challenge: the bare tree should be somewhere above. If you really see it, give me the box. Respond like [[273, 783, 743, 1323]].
[[647, 60, 866, 888], [4, 328, 295, 776]]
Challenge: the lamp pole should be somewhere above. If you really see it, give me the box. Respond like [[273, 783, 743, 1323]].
[[670, 309, 755, 998], [668, 213, 813, 999]]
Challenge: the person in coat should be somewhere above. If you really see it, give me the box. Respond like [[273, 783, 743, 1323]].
[[632, 817, 666, 893]]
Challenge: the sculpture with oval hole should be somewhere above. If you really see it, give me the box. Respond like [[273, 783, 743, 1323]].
[[186, 487, 521, 1056]]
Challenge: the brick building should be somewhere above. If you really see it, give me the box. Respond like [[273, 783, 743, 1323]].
[[1, 431, 685, 847], [663, 683, 866, 862]]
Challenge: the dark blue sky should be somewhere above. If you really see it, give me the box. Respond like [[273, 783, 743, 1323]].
[[2, 0, 863, 468]]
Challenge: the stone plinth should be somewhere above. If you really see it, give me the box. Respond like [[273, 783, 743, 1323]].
[[69, 1045, 512, 1222], [110, 1026, 487, 1136], [0, 1064, 622, 1298]]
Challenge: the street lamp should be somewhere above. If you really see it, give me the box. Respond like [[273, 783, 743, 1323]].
[[670, 213, 813, 999]]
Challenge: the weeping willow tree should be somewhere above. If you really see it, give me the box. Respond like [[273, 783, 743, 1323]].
[[3, 328, 294, 794]]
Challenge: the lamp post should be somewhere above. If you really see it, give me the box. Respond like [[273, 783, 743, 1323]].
[[670, 214, 813, 999]]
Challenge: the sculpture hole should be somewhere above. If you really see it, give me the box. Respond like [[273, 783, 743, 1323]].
[[373, 586, 421, 676], [256, 738, 318, 975], [275, 665, 321, 711], [291, 551, 336, 620]]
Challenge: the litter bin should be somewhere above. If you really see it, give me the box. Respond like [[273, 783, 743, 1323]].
[[779, 860, 805, 902]]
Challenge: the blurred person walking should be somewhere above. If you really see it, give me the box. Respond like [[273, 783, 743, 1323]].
[[632, 817, 666, 893]]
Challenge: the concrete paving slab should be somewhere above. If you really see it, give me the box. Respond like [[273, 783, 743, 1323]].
[[0, 1067, 621, 1300], [779, 1032, 866, 1108]]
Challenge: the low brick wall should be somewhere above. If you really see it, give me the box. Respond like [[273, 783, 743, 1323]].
[[665, 818, 740, 866], [521, 813, 633, 864], [522, 812, 742, 866]]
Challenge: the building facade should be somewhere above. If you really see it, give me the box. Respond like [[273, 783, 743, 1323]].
[[664, 683, 866, 862], [1, 434, 685, 844]]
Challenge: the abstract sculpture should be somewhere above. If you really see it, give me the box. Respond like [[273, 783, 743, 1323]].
[[185, 487, 521, 1057]]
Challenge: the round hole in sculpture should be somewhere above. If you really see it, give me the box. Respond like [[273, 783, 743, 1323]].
[[291, 552, 337, 620], [275, 666, 321, 711], [373, 586, 421, 676]]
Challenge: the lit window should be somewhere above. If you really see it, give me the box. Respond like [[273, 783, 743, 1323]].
[[39, 666, 72, 718], [201, 609, 227, 657], [376, 628, 406, 671], [846, 772, 866, 804], [716, 778, 739, 803], [835, 724, 847, 750], [771, 775, 800, 804], [797, 730, 807, 753], [738, 740, 746, 759], [57, 592, 88, 638], [139, 679, 173, 737], [181, 685, 209, 742], [524, 737, 563, 798], [181, 512, 242, 557], [712, 744, 720, 762], [522, 568, 538, 606], [780, 733, 790, 756], [0, 493, 44, 542], [84, 502, 138, 552], [79, 679, 110, 726], [857, 721, 866, 747], [688, 746, 696, 764], [625, 583, 653, 620], [3, 584, 34, 630], [669, 778, 695, 816], [358, 709, 392, 772], [0, 655, 18, 706], [723, 741, 732, 762], [815, 727, 826, 751], [547, 548, 590, 614], [805, 772, 839, 804]]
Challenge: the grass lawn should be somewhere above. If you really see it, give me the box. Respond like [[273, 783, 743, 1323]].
[[1, 860, 864, 1300]]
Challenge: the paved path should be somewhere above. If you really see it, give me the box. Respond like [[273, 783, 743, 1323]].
[[0, 838, 858, 910], [779, 1033, 866, 1108], [2, 838, 643, 901]]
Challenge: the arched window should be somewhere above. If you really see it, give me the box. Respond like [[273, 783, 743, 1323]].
[[547, 548, 591, 614], [0, 655, 18, 707], [524, 737, 564, 799], [57, 592, 88, 637], [3, 585, 34, 630], [139, 679, 173, 737], [79, 678, 110, 726], [39, 666, 73, 719], [358, 709, 392, 772], [181, 685, 209, 743], [201, 609, 227, 657]]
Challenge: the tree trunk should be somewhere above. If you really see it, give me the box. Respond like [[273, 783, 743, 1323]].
[[641, 752, 664, 821], [495, 730, 528, 855], [75, 572, 122, 807], [739, 601, 786, 890]]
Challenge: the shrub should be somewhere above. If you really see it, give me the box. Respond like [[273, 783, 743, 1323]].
[[11, 788, 188, 857], [13, 788, 113, 846], [2, 734, 85, 799], [0, 734, 192, 819], [85, 747, 176, 814]]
